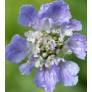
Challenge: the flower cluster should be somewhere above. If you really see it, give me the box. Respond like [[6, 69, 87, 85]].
[[6, 0, 87, 92]]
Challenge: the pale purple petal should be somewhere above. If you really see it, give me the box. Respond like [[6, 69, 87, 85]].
[[62, 19, 82, 32], [65, 33, 87, 59], [19, 56, 38, 75], [34, 65, 59, 92], [5, 35, 32, 64], [18, 5, 37, 27], [59, 61, 80, 86], [39, 1, 71, 23]]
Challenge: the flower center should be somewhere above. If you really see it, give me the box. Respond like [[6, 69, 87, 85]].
[[25, 31, 63, 68]]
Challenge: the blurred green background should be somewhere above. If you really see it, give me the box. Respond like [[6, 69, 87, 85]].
[[5, 0, 87, 92]]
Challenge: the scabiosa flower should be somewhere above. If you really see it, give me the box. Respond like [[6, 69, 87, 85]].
[[6, 0, 87, 92]]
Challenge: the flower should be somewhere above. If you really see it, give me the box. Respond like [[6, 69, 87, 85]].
[[6, 0, 87, 92]]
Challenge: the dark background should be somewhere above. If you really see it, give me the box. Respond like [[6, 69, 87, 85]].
[[6, 0, 87, 92]]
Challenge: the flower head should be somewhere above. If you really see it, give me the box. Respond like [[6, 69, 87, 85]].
[[6, 0, 86, 92]]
